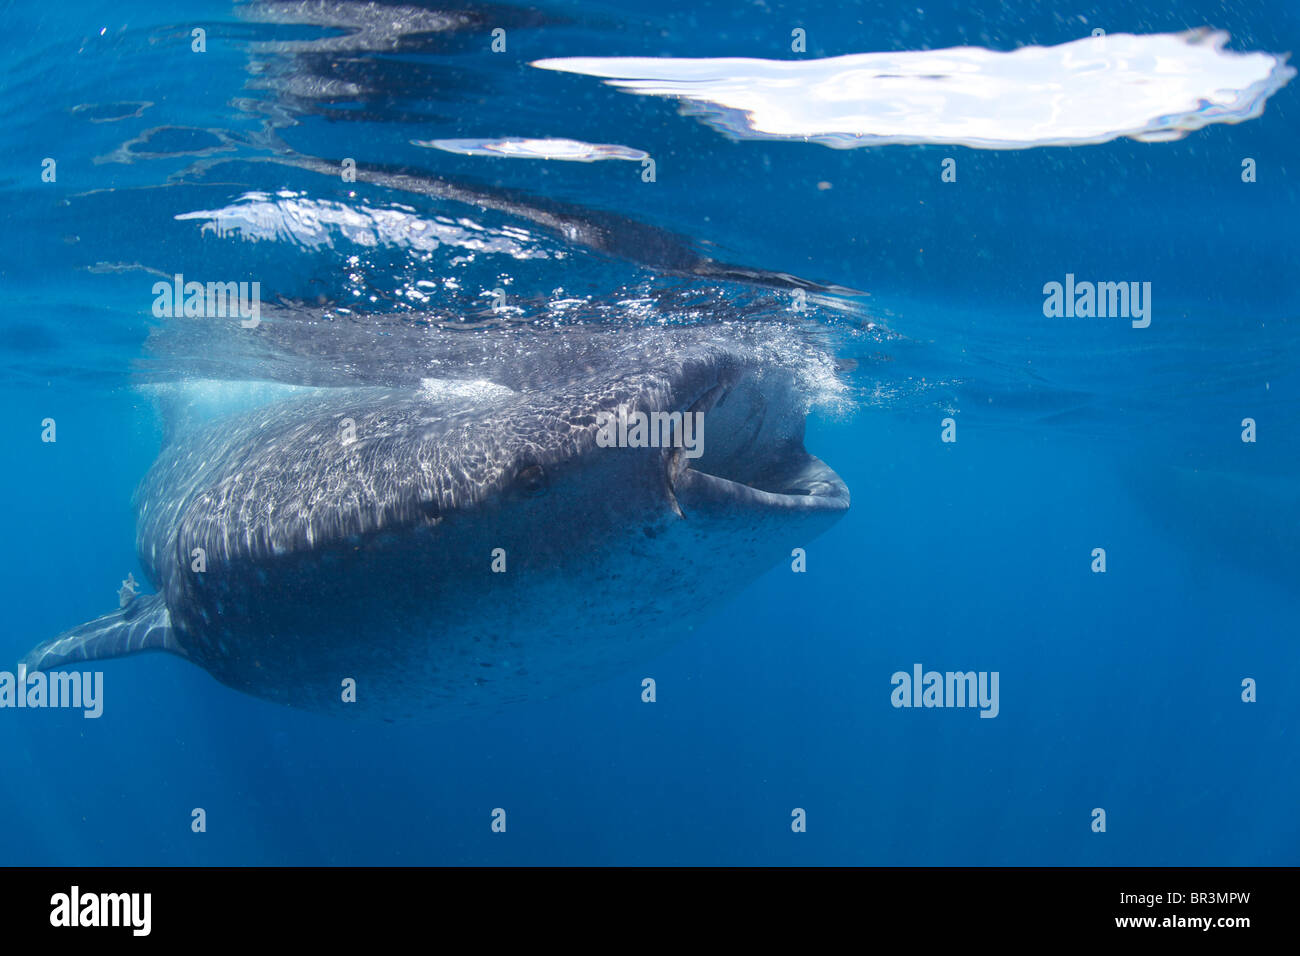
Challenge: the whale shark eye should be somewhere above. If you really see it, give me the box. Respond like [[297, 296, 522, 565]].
[[514, 464, 548, 498]]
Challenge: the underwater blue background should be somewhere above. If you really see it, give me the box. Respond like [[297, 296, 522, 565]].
[[1, 0, 1297, 864]]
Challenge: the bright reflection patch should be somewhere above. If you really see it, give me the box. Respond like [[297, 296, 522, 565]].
[[175, 193, 549, 259], [533, 30, 1293, 149], [413, 137, 648, 161]]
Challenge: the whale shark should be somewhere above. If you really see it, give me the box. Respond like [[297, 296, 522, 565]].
[[21, 323, 849, 719]]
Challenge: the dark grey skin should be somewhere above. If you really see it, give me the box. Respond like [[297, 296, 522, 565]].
[[22, 325, 849, 720]]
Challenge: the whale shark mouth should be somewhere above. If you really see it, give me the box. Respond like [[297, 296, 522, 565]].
[[664, 375, 850, 514]]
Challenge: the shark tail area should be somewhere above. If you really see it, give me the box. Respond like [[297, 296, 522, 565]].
[[20, 593, 184, 674]]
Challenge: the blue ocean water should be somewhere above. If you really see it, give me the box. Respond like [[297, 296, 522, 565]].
[[1, 0, 1297, 865]]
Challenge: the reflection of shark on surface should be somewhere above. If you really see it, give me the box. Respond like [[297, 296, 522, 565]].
[[22, 324, 849, 719]]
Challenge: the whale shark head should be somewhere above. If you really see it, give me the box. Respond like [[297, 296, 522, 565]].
[[138, 322, 849, 562], [397, 337, 850, 534]]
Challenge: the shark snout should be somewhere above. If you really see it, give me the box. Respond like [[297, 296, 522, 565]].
[[659, 367, 850, 515]]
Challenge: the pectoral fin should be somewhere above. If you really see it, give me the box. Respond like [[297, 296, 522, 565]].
[[20, 593, 184, 673]]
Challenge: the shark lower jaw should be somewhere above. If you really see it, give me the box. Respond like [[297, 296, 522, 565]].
[[670, 454, 850, 513], [663, 375, 850, 515]]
